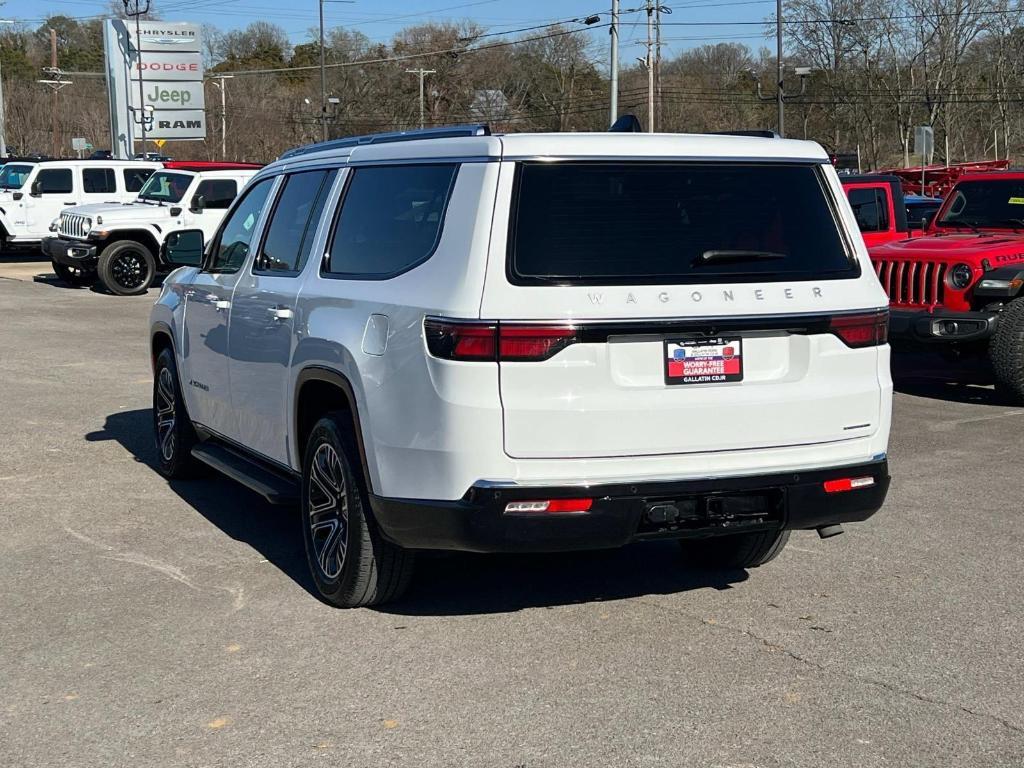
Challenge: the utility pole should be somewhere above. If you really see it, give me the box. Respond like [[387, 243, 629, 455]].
[[406, 68, 435, 129], [123, 0, 151, 155], [0, 19, 13, 158], [50, 28, 58, 157], [645, 0, 654, 133], [211, 75, 233, 160], [610, 0, 619, 124], [775, 0, 784, 137], [319, 0, 327, 141], [654, 1, 662, 132]]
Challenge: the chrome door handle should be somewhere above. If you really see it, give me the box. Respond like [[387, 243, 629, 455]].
[[214, 299, 231, 311], [267, 306, 294, 321]]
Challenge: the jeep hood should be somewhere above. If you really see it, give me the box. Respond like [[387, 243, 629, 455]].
[[871, 231, 1024, 265], [62, 201, 174, 222]]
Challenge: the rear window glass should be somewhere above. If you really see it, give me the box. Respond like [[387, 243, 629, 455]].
[[509, 162, 856, 285]]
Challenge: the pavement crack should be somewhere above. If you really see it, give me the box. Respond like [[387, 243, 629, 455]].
[[637, 597, 1024, 736]]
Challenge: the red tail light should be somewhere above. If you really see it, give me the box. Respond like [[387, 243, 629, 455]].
[[828, 310, 888, 348], [425, 318, 578, 362]]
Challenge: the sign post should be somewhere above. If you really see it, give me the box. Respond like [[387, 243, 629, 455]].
[[914, 125, 934, 195]]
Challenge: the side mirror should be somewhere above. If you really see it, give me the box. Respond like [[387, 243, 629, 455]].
[[163, 229, 205, 267], [190, 194, 206, 214], [30, 180, 42, 197]]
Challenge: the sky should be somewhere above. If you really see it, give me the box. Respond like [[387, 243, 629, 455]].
[[1, 0, 778, 64]]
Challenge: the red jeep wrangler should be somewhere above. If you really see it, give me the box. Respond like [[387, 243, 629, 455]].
[[869, 171, 1024, 400], [841, 175, 913, 247]]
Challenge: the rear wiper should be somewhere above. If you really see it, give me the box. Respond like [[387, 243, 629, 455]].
[[698, 249, 787, 264]]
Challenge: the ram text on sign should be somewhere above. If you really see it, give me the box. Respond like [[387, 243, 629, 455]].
[[147, 109, 207, 140], [129, 80, 205, 111]]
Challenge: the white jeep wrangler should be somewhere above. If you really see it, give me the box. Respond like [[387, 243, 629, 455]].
[[0, 159, 160, 251], [150, 125, 893, 608], [43, 162, 261, 295]]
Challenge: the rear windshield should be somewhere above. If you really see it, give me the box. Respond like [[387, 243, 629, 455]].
[[936, 179, 1024, 229], [509, 162, 856, 285]]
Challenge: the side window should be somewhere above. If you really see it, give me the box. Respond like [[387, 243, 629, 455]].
[[123, 168, 153, 193], [207, 178, 275, 274], [326, 164, 458, 278], [256, 169, 336, 275], [83, 167, 117, 194], [848, 187, 888, 233], [194, 179, 238, 209], [36, 168, 73, 194]]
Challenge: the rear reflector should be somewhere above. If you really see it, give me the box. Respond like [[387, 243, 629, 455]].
[[823, 476, 876, 493], [828, 310, 888, 348], [504, 498, 593, 515], [425, 318, 578, 362]]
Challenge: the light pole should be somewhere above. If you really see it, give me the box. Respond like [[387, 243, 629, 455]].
[[775, 0, 783, 136], [318, 0, 355, 142], [210, 75, 232, 160], [610, 0, 619, 123], [123, 0, 151, 154]]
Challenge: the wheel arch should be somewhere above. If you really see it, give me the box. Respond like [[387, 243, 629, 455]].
[[100, 229, 162, 259], [150, 322, 175, 371], [293, 366, 374, 492]]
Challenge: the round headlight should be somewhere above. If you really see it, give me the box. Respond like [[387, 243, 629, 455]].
[[95, 215, 103, 226], [948, 263, 974, 290]]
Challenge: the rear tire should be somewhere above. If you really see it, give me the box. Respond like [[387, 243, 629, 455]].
[[97, 240, 156, 296], [301, 413, 415, 608], [990, 297, 1024, 404], [51, 259, 95, 288], [152, 348, 200, 479], [679, 530, 790, 570]]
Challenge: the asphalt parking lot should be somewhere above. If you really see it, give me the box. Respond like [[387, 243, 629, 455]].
[[2, 257, 1023, 768]]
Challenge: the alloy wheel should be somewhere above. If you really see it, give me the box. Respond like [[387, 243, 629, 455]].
[[308, 442, 350, 580], [111, 251, 147, 290], [155, 367, 176, 462]]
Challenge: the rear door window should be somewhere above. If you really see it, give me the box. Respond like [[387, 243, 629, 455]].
[[325, 164, 458, 278], [123, 167, 153, 193], [256, 169, 336, 274], [195, 179, 238, 209], [847, 187, 889, 232], [83, 168, 117, 194], [509, 162, 857, 285]]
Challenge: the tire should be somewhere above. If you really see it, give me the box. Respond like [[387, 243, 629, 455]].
[[51, 259, 95, 288], [152, 348, 200, 479], [990, 297, 1024, 403], [678, 530, 790, 570], [301, 412, 415, 608], [97, 240, 156, 296]]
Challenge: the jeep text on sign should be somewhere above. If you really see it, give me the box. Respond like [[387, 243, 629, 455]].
[[129, 80, 205, 111]]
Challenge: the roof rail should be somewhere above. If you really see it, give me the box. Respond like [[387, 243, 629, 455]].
[[710, 129, 781, 139], [278, 124, 492, 161]]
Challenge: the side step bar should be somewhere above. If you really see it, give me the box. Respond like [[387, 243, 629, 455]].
[[190, 442, 300, 505]]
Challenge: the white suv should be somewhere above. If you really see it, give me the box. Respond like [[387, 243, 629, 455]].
[[43, 162, 261, 295], [0, 159, 161, 250], [149, 126, 893, 608]]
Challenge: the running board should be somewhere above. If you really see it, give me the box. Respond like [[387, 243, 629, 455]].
[[190, 442, 300, 505]]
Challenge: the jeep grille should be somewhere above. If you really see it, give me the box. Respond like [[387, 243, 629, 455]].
[[59, 213, 89, 239], [874, 259, 946, 307]]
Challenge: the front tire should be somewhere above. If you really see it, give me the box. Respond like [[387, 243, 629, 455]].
[[679, 530, 790, 570], [51, 259, 95, 288], [97, 240, 156, 296], [152, 348, 199, 479], [301, 413, 414, 608], [990, 297, 1024, 403]]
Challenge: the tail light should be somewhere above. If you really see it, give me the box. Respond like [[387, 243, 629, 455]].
[[425, 318, 577, 362], [828, 310, 888, 348]]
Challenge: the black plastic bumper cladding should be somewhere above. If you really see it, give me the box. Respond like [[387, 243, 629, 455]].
[[889, 308, 998, 343], [369, 460, 890, 553], [45, 237, 98, 265]]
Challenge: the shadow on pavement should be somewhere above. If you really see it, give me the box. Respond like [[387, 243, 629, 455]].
[[891, 348, 1009, 406], [87, 408, 750, 615]]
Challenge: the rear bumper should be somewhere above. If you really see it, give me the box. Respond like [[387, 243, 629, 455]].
[[370, 459, 890, 553], [889, 308, 998, 343], [43, 236, 97, 266]]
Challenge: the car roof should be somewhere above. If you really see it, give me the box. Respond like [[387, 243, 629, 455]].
[[162, 161, 263, 172], [839, 174, 902, 185], [263, 130, 829, 174]]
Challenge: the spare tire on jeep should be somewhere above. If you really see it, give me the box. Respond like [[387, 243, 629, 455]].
[[97, 240, 157, 296], [990, 297, 1024, 403]]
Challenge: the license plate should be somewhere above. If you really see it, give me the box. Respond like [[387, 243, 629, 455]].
[[664, 337, 743, 385]]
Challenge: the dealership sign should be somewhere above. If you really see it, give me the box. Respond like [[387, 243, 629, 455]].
[[104, 20, 206, 155]]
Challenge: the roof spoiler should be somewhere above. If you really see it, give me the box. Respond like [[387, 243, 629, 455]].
[[609, 114, 643, 133], [278, 124, 492, 161]]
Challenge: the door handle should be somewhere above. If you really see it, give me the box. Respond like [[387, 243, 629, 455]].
[[267, 306, 294, 321], [64, 202, 77, 206]]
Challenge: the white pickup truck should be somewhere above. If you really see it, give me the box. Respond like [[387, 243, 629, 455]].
[[0, 159, 161, 250], [42, 162, 261, 295]]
